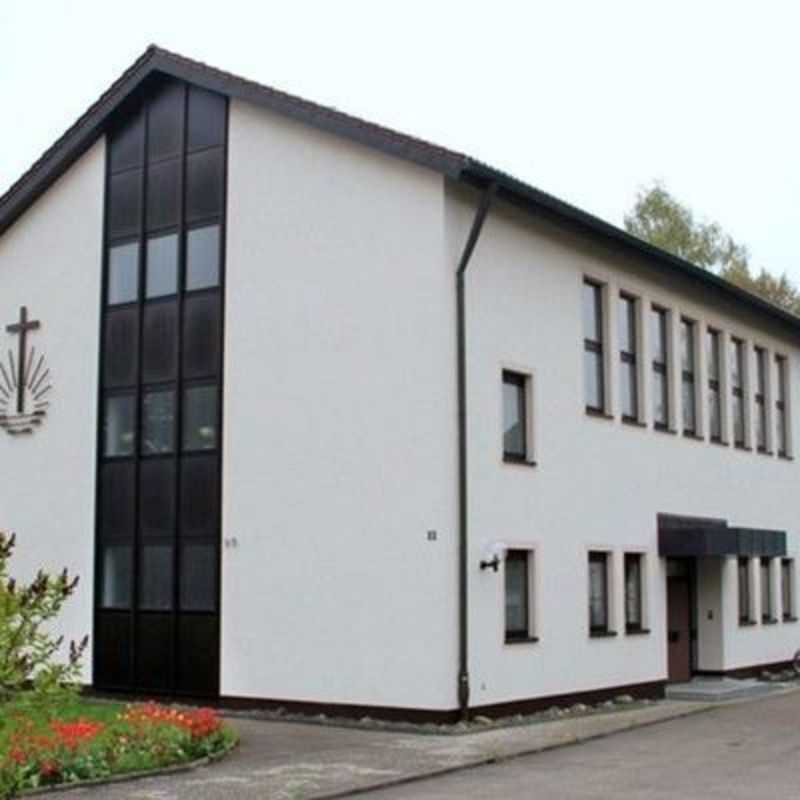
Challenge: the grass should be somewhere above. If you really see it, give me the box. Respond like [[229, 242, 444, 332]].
[[0, 694, 238, 796]]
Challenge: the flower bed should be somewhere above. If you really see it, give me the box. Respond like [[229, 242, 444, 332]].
[[0, 700, 237, 797]]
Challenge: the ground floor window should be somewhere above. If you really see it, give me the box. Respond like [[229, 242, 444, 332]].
[[589, 551, 610, 635], [624, 553, 644, 632], [761, 558, 775, 622], [505, 550, 533, 642], [782, 559, 795, 621], [738, 558, 752, 624]]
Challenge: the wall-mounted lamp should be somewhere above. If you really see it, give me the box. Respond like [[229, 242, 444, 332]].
[[480, 554, 500, 572], [479, 542, 506, 573]]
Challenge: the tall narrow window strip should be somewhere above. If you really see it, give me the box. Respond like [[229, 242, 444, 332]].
[[738, 558, 750, 623], [505, 550, 531, 641], [502, 371, 528, 462], [681, 319, 697, 435], [782, 559, 794, 620], [761, 558, 773, 622], [583, 281, 605, 413], [776, 355, 788, 456], [624, 553, 643, 631], [619, 294, 638, 421], [651, 307, 669, 429], [588, 552, 609, 634], [731, 338, 746, 447], [754, 347, 768, 452], [707, 329, 722, 442]]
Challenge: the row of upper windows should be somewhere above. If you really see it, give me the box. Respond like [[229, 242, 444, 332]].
[[583, 279, 792, 457]]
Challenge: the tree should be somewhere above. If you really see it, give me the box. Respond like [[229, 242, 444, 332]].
[[624, 181, 800, 315]]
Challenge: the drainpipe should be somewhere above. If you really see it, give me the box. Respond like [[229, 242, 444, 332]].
[[456, 181, 496, 721]]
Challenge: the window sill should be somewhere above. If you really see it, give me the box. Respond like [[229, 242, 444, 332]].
[[625, 626, 651, 636], [586, 407, 614, 420], [783, 616, 798, 623], [739, 619, 758, 627], [710, 438, 730, 447], [683, 431, 704, 442], [762, 617, 779, 625], [589, 629, 618, 638], [622, 416, 646, 428], [778, 452, 794, 461], [504, 635, 539, 646], [734, 443, 752, 452], [757, 448, 774, 456], [502, 455, 537, 468], [654, 425, 677, 435]]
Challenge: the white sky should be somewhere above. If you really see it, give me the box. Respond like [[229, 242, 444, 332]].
[[2, 1, 798, 282]]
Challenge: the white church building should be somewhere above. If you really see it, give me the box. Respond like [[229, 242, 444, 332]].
[[1, 47, 798, 721]]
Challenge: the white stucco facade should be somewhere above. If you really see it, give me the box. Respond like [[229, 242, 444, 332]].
[[1, 63, 799, 717]]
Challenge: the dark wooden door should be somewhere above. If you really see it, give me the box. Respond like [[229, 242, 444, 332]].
[[667, 576, 692, 682]]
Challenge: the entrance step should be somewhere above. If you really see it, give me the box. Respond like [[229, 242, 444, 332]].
[[666, 677, 777, 702]]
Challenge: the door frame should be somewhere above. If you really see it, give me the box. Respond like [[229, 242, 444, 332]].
[[666, 557, 697, 681]]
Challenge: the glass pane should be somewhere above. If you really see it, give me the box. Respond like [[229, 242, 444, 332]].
[[180, 543, 217, 611], [651, 309, 666, 364], [625, 556, 641, 626], [502, 376, 525, 457], [776, 357, 787, 402], [146, 159, 181, 231], [761, 561, 771, 618], [589, 558, 607, 629], [109, 111, 144, 172], [146, 233, 179, 298], [755, 349, 766, 395], [504, 553, 528, 635], [653, 370, 668, 426], [186, 225, 221, 290], [142, 300, 178, 382], [680, 320, 694, 373], [682, 378, 696, 433], [183, 294, 221, 379], [706, 331, 719, 380], [620, 361, 637, 419], [142, 390, 175, 454], [732, 394, 745, 444], [103, 308, 139, 388], [708, 388, 721, 440], [139, 459, 176, 538], [783, 562, 792, 616], [739, 560, 749, 619], [101, 544, 133, 609], [108, 169, 142, 239], [107, 242, 139, 305], [183, 385, 218, 451], [730, 340, 743, 388], [584, 350, 604, 410], [104, 395, 136, 457], [618, 296, 636, 353], [139, 545, 173, 610], [777, 407, 787, 453], [756, 402, 767, 450], [100, 461, 136, 540], [180, 456, 220, 537], [582, 282, 601, 341], [147, 82, 184, 161], [187, 87, 226, 151], [186, 148, 224, 221]]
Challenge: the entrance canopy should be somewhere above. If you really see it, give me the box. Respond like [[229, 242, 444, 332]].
[[658, 514, 786, 558]]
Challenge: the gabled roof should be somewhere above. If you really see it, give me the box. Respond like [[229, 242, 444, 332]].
[[2, 45, 798, 336]]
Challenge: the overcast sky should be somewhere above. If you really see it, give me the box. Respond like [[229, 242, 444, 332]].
[[2, 1, 798, 282]]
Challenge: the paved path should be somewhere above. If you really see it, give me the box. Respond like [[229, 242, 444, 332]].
[[361, 690, 800, 800]]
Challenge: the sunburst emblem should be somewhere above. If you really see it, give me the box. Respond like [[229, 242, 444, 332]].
[[0, 306, 51, 436]]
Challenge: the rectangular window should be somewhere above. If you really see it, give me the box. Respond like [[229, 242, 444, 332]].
[[583, 280, 605, 413], [776, 355, 789, 456], [738, 557, 751, 624], [651, 307, 669, 429], [707, 328, 722, 442], [754, 347, 768, 452], [782, 559, 794, 621], [681, 319, 697, 435], [588, 551, 610, 634], [731, 337, 746, 447], [624, 553, 644, 632], [619, 294, 638, 421], [761, 558, 774, 622], [505, 550, 532, 642], [502, 371, 529, 462]]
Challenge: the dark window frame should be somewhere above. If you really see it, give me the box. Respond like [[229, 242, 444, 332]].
[[583, 280, 606, 414], [707, 328, 723, 443], [651, 306, 669, 430], [504, 549, 533, 643], [738, 557, 752, 624], [754, 346, 768, 452], [619, 293, 639, 423], [776, 354, 789, 457], [761, 557, 774, 623], [502, 370, 529, 463], [782, 558, 795, 621], [589, 551, 611, 635], [624, 553, 645, 632], [680, 318, 697, 436], [731, 337, 746, 448]]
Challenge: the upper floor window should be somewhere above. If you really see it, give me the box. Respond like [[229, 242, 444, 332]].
[[583, 281, 605, 413], [707, 329, 722, 442], [680, 319, 697, 435], [731, 338, 746, 447], [754, 346, 768, 452], [618, 294, 639, 422], [776, 355, 789, 457], [502, 371, 530, 462], [651, 307, 669, 429]]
